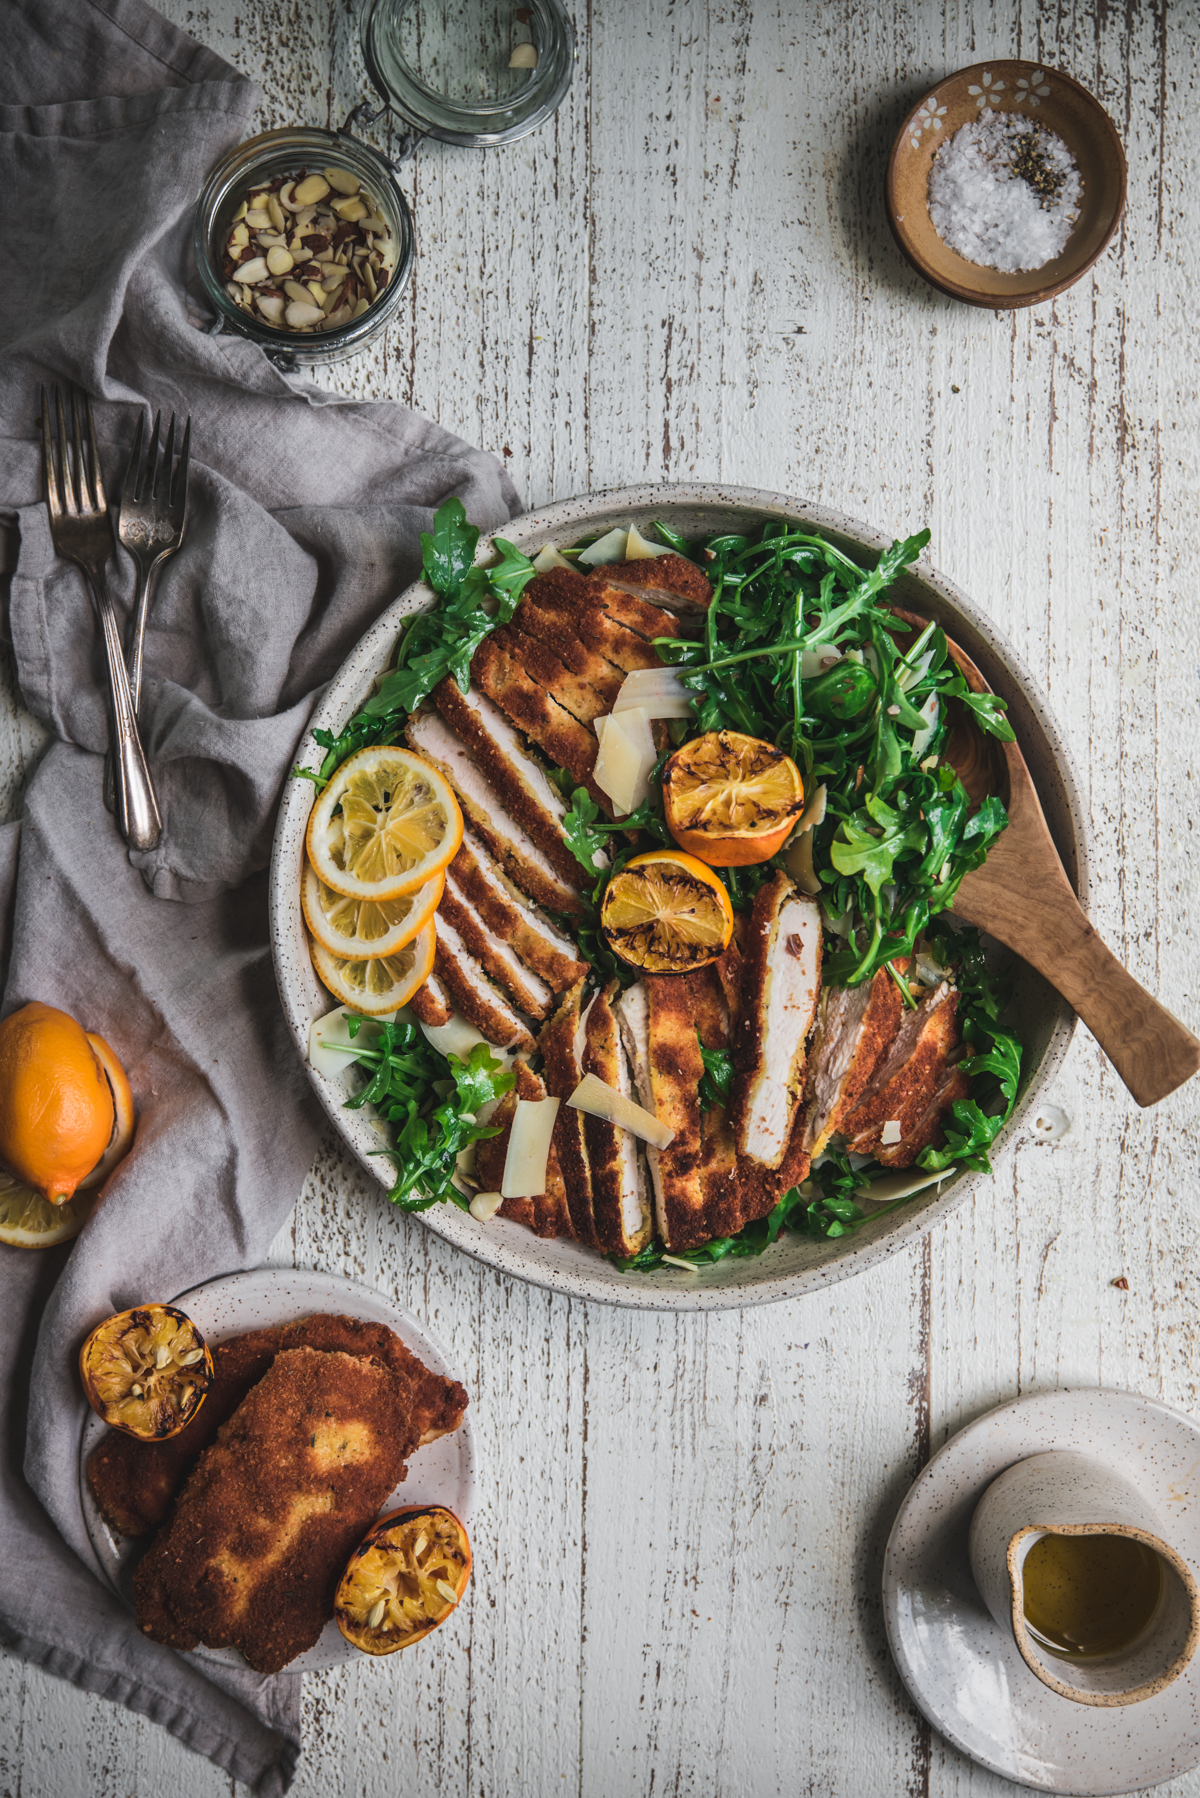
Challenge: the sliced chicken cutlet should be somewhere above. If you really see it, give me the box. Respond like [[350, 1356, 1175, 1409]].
[[133, 1347, 417, 1673], [87, 1316, 467, 1540], [471, 631, 607, 805], [801, 964, 906, 1158], [434, 914, 535, 1051], [594, 553, 713, 613], [431, 678, 584, 886], [507, 597, 626, 704], [406, 706, 586, 917], [582, 574, 683, 647], [730, 874, 823, 1172], [447, 832, 586, 995], [876, 1061, 971, 1168], [438, 880, 554, 1019], [473, 1060, 575, 1239], [617, 970, 742, 1252], [579, 982, 653, 1257], [839, 982, 962, 1159], [539, 980, 600, 1248], [527, 567, 671, 673], [410, 970, 454, 1029]]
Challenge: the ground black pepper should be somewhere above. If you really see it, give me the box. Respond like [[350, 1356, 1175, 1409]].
[[1009, 130, 1068, 209]]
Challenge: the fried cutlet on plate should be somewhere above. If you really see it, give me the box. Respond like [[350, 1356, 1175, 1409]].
[[132, 1346, 420, 1673], [87, 1313, 467, 1538]]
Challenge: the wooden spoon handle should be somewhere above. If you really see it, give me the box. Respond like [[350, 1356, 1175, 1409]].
[[954, 863, 1200, 1108]]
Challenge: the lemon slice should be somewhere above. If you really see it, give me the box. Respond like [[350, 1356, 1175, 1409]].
[[301, 861, 444, 959], [307, 746, 463, 901], [336, 1505, 472, 1655], [599, 849, 734, 973], [0, 1173, 96, 1249], [309, 917, 437, 1015]]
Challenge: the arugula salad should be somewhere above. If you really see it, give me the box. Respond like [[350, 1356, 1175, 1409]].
[[299, 499, 1024, 1270]]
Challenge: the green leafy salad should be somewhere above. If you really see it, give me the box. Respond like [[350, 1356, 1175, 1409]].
[[300, 500, 1024, 1266]]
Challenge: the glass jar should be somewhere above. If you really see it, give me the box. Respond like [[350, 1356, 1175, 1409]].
[[192, 126, 415, 367], [359, 0, 576, 148]]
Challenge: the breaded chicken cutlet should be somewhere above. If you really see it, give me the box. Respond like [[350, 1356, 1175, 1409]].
[[133, 1347, 419, 1673], [87, 1313, 467, 1539]]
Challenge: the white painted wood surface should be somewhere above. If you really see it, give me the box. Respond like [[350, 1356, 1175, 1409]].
[[3, 2, 1199, 1794]]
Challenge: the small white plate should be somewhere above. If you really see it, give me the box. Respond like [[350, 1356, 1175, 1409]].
[[79, 1267, 476, 1673], [883, 1388, 1200, 1794]]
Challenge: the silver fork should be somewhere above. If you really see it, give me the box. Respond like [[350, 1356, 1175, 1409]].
[[103, 411, 190, 813], [40, 385, 162, 851]]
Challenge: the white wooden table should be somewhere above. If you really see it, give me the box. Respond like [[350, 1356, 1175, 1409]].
[[4, 3, 1200, 1794]]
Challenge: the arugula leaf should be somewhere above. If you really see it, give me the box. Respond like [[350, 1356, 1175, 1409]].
[[419, 498, 479, 593], [698, 1042, 733, 1111], [343, 1021, 515, 1211], [560, 788, 612, 877]]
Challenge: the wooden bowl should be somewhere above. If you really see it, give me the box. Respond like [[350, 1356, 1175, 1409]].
[[886, 61, 1127, 308]]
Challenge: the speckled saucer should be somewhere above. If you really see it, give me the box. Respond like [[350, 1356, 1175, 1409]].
[[78, 1268, 476, 1673], [883, 1389, 1200, 1793]]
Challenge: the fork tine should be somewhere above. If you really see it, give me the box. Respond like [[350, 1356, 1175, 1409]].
[[155, 414, 177, 504], [144, 412, 162, 505], [40, 386, 62, 519], [121, 410, 146, 506], [83, 392, 107, 513], [69, 389, 88, 514], [171, 416, 191, 510], [56, 386, 77, 515]]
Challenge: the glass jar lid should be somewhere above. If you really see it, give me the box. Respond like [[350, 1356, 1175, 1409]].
[[359, 0, 575, 148]]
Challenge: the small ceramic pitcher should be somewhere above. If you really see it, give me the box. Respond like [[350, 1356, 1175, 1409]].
[[969, 1450, 1200, 1705]]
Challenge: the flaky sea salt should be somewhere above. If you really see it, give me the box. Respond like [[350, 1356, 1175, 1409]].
[[927, 111, 1082, 272]]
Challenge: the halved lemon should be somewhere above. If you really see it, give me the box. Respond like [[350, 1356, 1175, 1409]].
[[599, 848, 734, 974], [78, 1033, 135, 1192], [0, 1172, 97, 1249], [662, 730, 805, 867], [307, 746, 463, 902], [79, 1303, 213, 1439], [335, 1505, 472, 1655], [301, 862, 444, 959], [309, 917, 436, 1015]]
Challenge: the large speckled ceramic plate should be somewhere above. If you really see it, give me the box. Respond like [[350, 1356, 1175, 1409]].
[[79, 1268, 476, 1672], [883, 1388, 1200, 1793], [269, 484, 1087, 1311]]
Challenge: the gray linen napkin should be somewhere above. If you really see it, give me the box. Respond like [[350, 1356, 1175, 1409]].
[[0, 1, 519, 1791]]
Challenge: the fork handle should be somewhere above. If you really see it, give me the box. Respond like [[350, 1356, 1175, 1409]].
[[89, 564, 162, 851]]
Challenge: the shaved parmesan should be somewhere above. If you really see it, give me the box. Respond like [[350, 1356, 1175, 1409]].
[[784, 824, 821, 895], [578, 526, 630, 566], [880, 1120, 903, 1146], [857, 1167, 951, 1204], [592, 705, 657, 815], [500, 1097, 561, 1197], [419, 1011, 513, 1066], [612, 666, 696, 720], [625, 524, 671, 560], [533, 543, 572, 573], [801, 648, 842, 679], [469, 1190, 505, 1221], [567, 1072, 676, 1150], [897, 648, 935, 693], [911, 692, 939, 760], [308, 1006, 376, 1080]]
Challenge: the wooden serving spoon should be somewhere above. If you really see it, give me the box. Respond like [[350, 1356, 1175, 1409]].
[[896, 612, 1200, 1108]]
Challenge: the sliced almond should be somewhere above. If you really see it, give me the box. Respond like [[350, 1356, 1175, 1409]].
[[266, 246, 295, 275], [285, 300, 325, 327], [236, 256, 269, 284], [323, 166, 361, 195], [257, 294, 286, 325], [267, 193, 286, 233], [333, 196, 368, 222], [294, 173, 331, 205], [245, 208, 271, 228]]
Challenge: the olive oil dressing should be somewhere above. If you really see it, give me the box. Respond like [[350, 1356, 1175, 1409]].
[[1022, 1532, 1165, 1659]]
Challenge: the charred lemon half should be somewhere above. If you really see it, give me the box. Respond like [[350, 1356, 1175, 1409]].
[[79, 1304, 213, 1439], [335, 1505, 472, 1655]]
